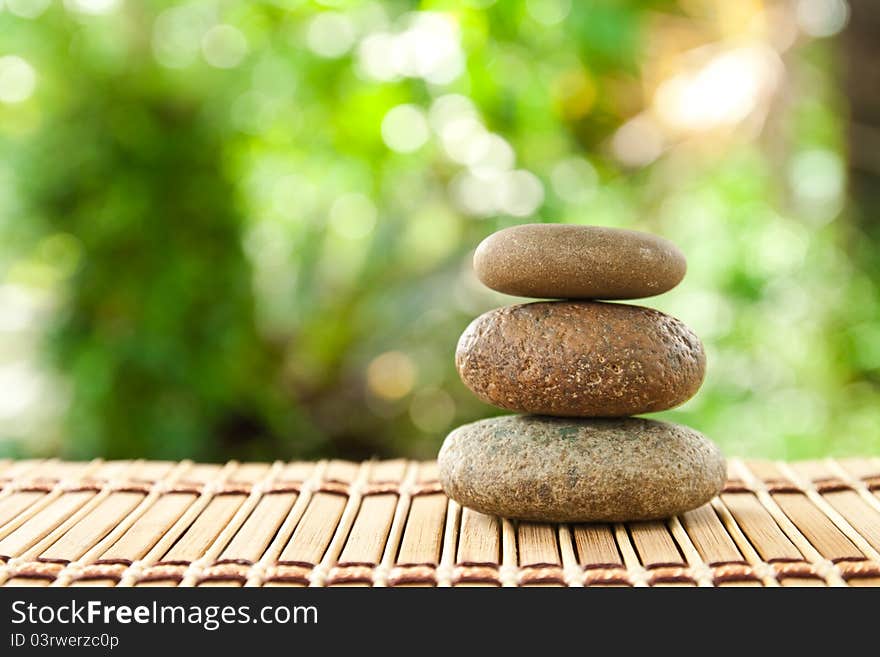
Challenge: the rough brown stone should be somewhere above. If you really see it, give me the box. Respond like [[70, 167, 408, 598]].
[[456, 300, 705, 417], [438, 415, 725, 522], [474, 224, 686, 300]]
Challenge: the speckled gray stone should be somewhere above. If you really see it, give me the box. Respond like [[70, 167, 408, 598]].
[[474, 224, 686, 300], [438, 415, 725, 522], [456, 300, 705, 417]]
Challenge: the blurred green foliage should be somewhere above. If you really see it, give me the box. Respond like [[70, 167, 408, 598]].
[[0, 0, 878, 461]]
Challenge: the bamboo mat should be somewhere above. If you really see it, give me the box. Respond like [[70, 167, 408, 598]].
[[0, 458, 879, 587]]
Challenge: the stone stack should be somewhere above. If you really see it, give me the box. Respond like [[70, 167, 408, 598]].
[[438, 224, 725, 522]]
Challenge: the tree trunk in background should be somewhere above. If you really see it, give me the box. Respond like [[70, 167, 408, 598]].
[[843, 0, 880, 240]]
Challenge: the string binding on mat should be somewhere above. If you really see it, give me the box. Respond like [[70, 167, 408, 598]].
[[1, 457, 879, 587]]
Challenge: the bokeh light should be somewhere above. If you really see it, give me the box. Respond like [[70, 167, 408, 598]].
[[6, 0, 51, 19], [0, 0, 878, 462], [381, 104, 429, 153], [202, 25, 248, 69], [64, 0, 121, 15], [409, 387, 456, 434], [152, 5, 214, 69], [329, 193, 378, 240], [0, 56, 36, 104], [367, 352, 417, 402], [550, 158, 598, 205], [654, 46, 782, 133], [307, 12, 357, 59], [526, 0, 571, 27], [611, 117, 664, 168], [796, 0, 850, 37], [357, 11, 464, 84]]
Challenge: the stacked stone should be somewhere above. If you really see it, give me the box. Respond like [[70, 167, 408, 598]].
[[438, 224, 726, 522]]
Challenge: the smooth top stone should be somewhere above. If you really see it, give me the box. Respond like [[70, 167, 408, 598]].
[[456, 300, 705, 417], [473, 224, 686, 300], [438, 415, 726, 523]]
